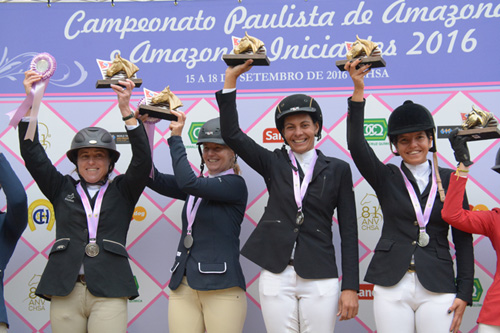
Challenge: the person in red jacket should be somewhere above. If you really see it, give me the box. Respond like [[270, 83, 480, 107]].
[[442, 129, 500, 333]]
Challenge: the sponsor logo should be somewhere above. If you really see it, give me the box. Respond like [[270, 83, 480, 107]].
[[358, 284, 374, 300], [364, 119, 387, 141], [128, 275, 143, 303], [473, 278, 483, 303], [472, 204, 489, 211], [38, 122, 52, 150], [24, 274, 46, 312], [110, 132, 130, 144], [188, 122, 205, 144], [28, 199, 55, 231], [64, 193, 75, 203], [263, 128, 284, 143], [359, 194, 382, 231], [133, 206, 147, 222], [437, 125, 461, 139]]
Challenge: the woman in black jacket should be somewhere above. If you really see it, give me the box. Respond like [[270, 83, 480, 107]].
[[19, 71, 151, 333], [346, 58, 473, 333], [216, 60, 359, 333], [146, 111, 247, 333]]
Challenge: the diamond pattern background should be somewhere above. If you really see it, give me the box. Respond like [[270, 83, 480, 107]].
[[0, 84, 498, 332]]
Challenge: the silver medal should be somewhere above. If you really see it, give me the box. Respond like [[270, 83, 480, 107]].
[[184, 234, 194, 249], [417, 231, 430, 247], [296, 211, 304, 225], [85, 243, 99, 257]]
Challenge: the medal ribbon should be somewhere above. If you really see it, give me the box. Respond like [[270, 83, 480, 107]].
[[76, 181, 109, 245], [289, 149, 318, 214], [399, 163, 438, 235], [185, 168, 235, 235]]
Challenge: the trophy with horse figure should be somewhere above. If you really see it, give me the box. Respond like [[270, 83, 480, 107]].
[[336, 35, 386, 71], [457, 105, 500, 140], [96, 53, 143, 88], [222, 31, 270, 66], [137, 86, 183, 121]]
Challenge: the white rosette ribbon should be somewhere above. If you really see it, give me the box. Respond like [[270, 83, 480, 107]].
[[8, 53, 57, 141]]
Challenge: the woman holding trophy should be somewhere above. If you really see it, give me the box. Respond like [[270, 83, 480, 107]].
[[442, 130, 500, 333], [19, 71, 151, 333], [345, 58, 474, 333], [216, 60, 359, 333], [145, 111, 248, 333]]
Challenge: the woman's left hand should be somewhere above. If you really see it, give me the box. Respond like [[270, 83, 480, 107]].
[[169, 109, 186, 136], [337, 289, 359, 321], [448, 298, 467, 333]]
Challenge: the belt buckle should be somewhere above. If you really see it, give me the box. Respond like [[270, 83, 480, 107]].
[[408, 264, 416, 272], [77, 274, 86, 284], [288, 259, 294, 266]]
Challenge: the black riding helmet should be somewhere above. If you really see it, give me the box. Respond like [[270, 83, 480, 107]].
[[197, 118, 225, 146], [196, 117, 235, 176], [388, 100, 436, 155], [275, 94, 323, 145], [492, 147, 500, 174], [66, 127, 120, 168]]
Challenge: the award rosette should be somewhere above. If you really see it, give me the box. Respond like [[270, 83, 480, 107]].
[[457, 105, 500, 141], [95, 53, 142, 88], [8, 53, 56, 141], [222, 32, 270, 66], [336, 35, 386, 71]]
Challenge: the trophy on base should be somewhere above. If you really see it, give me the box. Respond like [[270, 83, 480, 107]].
[[137, 86, 182, 121], [336, 35, 386, 71], [222, 32, 270, 66], [96, 53, 142, 88], [457, 105, 500, 141]]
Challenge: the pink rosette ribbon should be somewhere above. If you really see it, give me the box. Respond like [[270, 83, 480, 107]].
[[8, 53, 57, 141], [137, 97, 160, 178]]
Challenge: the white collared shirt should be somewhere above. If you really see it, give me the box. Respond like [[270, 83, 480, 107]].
[[404, 160, 430, 193], [293, 148, 316, 176]]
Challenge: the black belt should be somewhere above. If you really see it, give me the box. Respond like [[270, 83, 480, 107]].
[[77, 274, 86, 284]]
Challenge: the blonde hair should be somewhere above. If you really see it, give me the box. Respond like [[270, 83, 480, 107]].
[[232, 162, 241, 175]]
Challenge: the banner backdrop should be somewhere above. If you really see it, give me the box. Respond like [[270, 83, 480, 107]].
[[1, 0, 500, 332]]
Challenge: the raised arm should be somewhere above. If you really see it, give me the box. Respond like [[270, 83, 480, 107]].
[[218, 61, 277, 176], [0, 153, 28, 239]]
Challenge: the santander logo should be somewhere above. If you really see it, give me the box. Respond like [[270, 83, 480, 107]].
[[263, 128, 284, 143]]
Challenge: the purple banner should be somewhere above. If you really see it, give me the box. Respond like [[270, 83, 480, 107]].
[[1, 0, 500, 94]]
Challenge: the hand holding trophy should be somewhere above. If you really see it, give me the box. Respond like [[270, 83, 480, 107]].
[[336, 35, 386, 71], [138, 86, 182, 121], [457, 105, 500, 140], [96, 53, 143, 88], [222, 31, 270, 66], [137, 86, 183, 178]]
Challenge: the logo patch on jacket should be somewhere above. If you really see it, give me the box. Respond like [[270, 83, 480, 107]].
[[65, 193, 75, 203]]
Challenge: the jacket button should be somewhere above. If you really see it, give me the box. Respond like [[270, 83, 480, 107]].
[[414, 221, 418, 226], [412, 241, 416, 245], [294, 228, 299, 233]]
